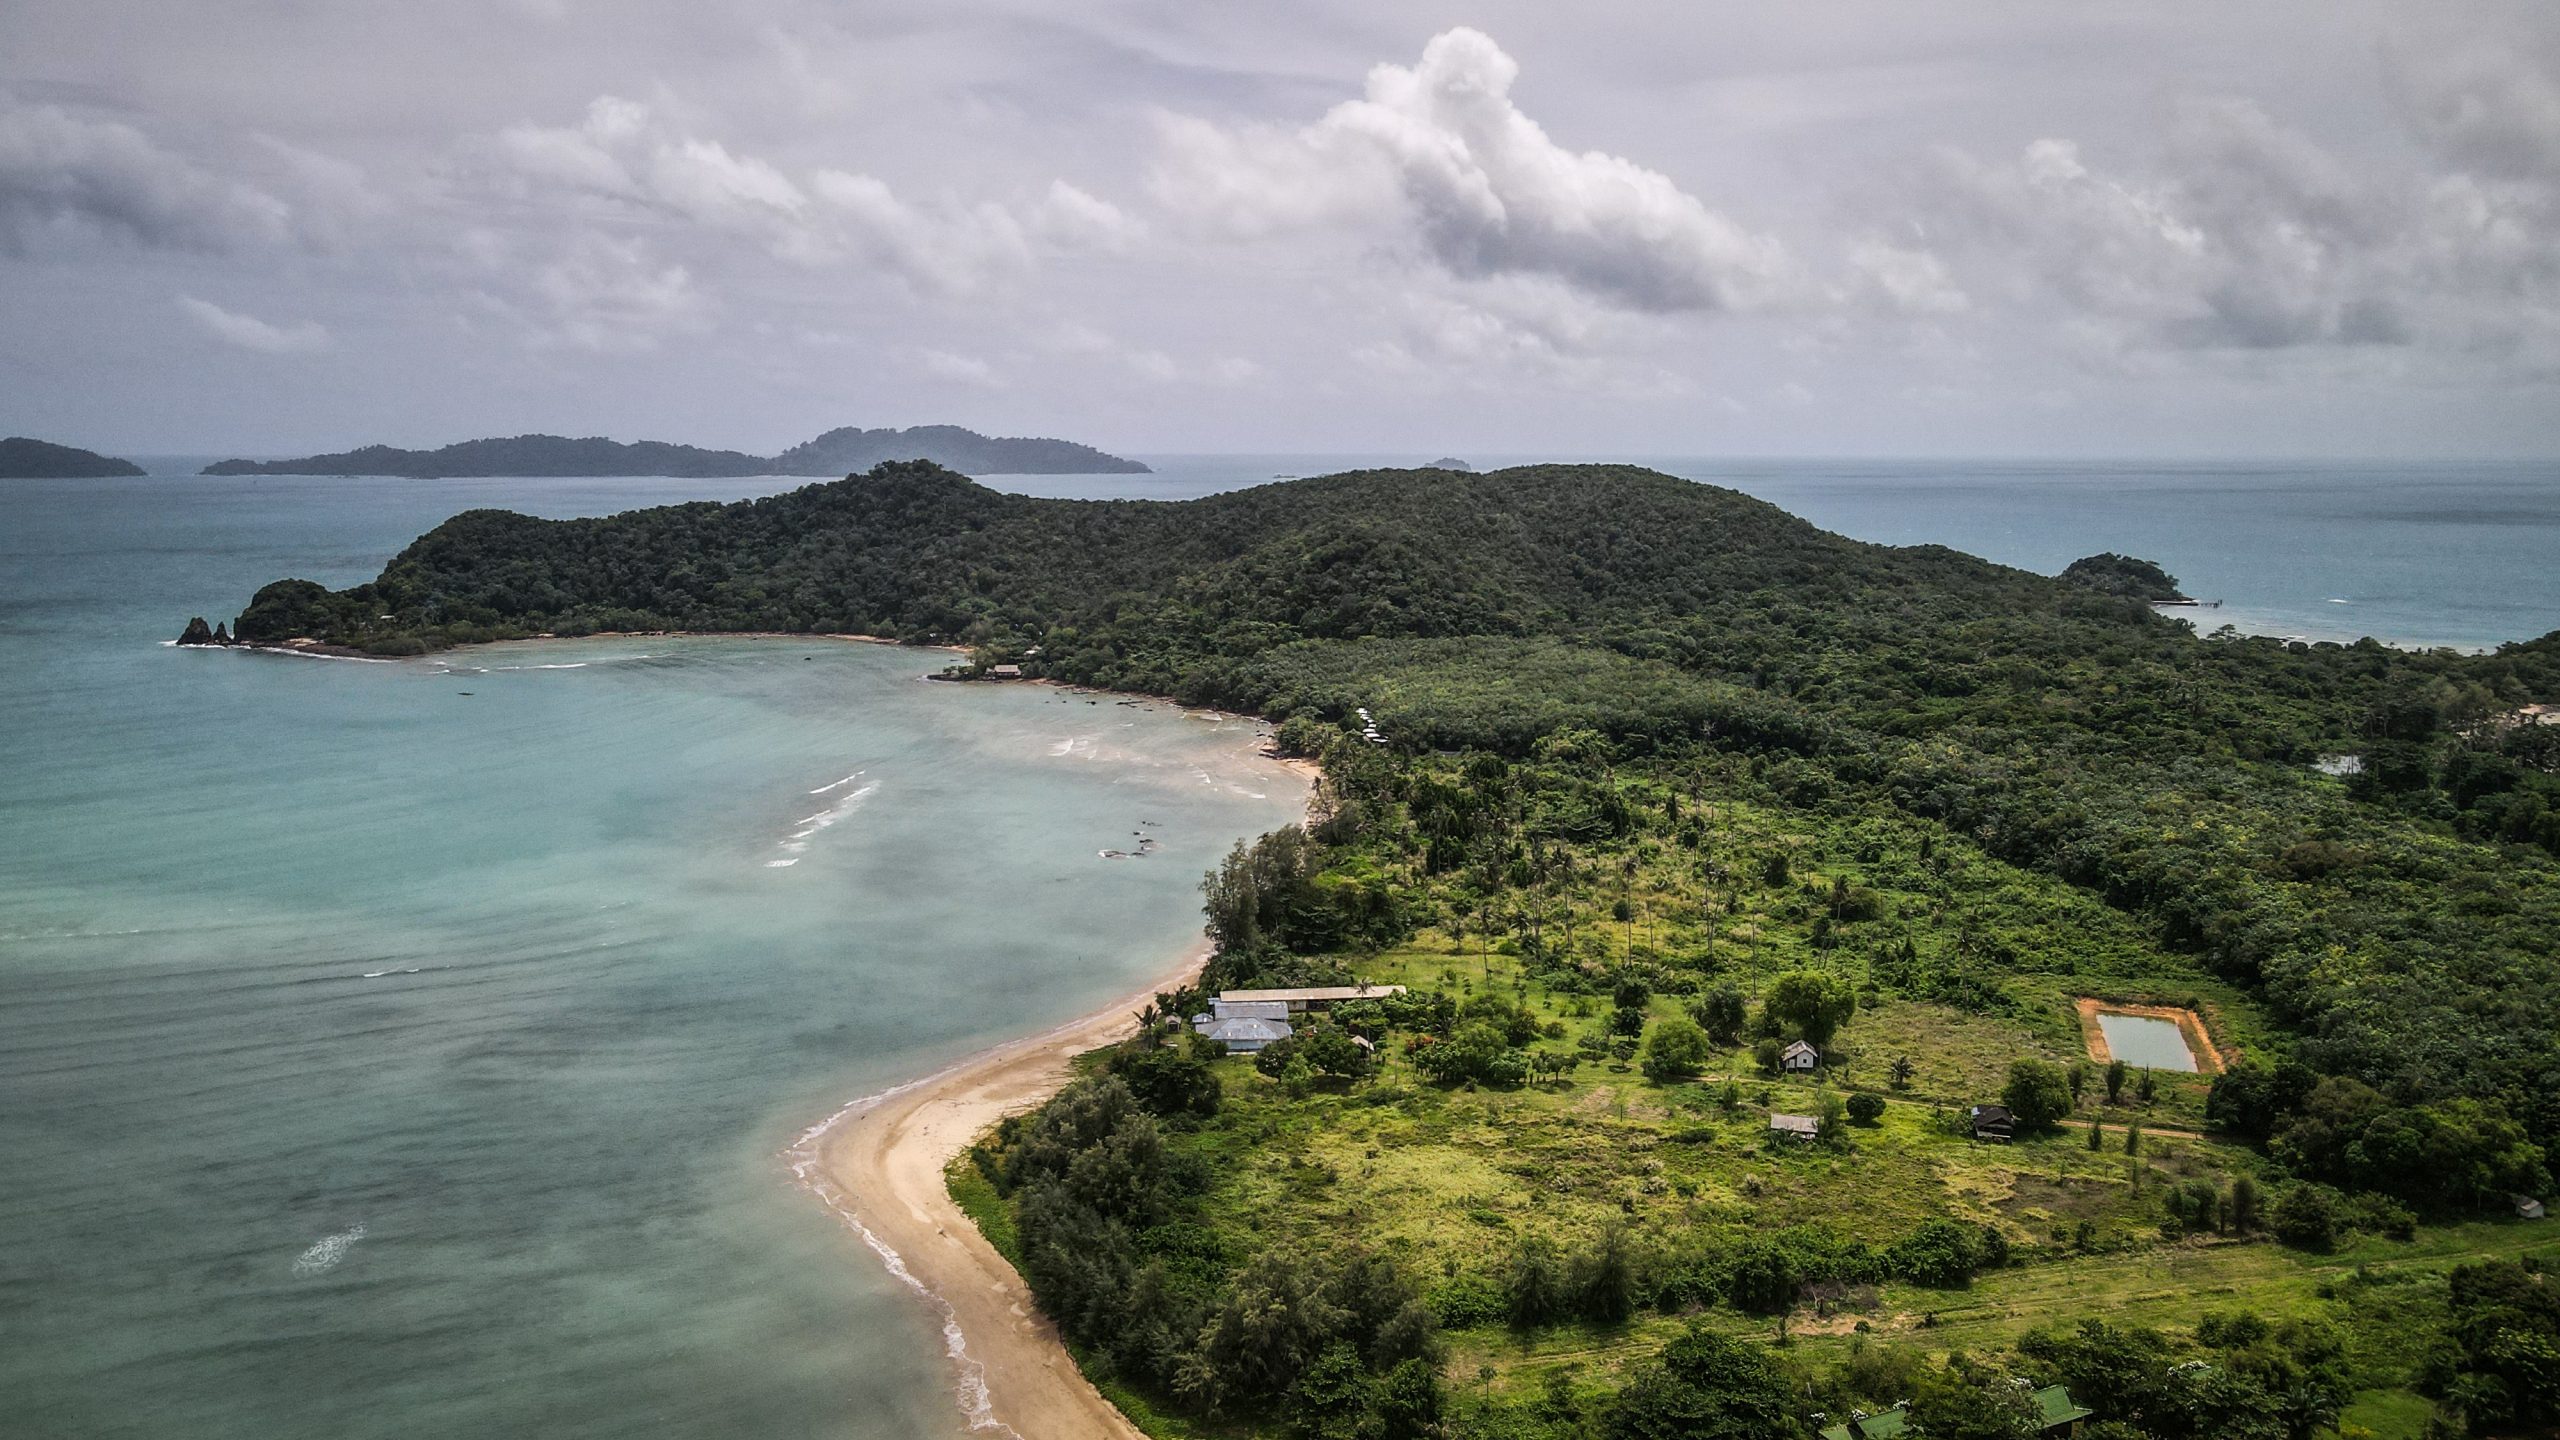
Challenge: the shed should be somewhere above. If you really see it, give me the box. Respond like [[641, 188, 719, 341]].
[[988, 664, 1023, 678], [1819, 1403, 1909, 1440], [1782, 1039, 1820, 1072], [1196, 1016, 1292, 1054], [2518, 1195, 2547, 1220], [1969, 1104, 2015, 1143], [1219, 984, 1407, 1014], [1210, 998, 1292, 1022], [2031, 1383, 2093, 1432], [1769, 1113, 1820, 1142]]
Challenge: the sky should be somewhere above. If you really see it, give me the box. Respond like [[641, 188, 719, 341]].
[[3, 1, 2558, 459]]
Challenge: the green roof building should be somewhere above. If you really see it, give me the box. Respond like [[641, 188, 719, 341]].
[[1819, 1385, 2091, 1440]]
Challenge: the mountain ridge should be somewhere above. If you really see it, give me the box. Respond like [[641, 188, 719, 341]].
[[200, 425, 1148, 479]]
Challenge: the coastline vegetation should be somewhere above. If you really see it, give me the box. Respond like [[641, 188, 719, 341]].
[[217, 461, 2560, 1436]]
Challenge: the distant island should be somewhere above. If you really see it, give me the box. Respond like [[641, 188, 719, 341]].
[[1421, 456, 1473, 471], [201, 424, 1148, 479], [0, 437, 145, 479]]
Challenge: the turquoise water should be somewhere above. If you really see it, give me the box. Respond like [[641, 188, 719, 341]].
[[0, 471, 1305, 1439], [2096, 1012, 2200, 1073]]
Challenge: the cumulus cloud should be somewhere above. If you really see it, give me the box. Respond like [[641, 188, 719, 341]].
[[493, 96, 1125, 294], [1909, 62, 2560, 362], [176, 295, 330, 352], [0, 93, 293, 254], [1151, 28, 1795, 315]]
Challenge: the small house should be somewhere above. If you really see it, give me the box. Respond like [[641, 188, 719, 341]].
[[2518, 1195, 2547, 1220], [1769, 1113, 1820, 1143], [1970, 1104, 2015, 1143], [1196, 1015, 1292, 1055], [988, 663, 1023, 678], [1782, 1039, 1820, 1073]]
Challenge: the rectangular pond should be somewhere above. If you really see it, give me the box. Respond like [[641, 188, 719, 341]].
[[2097, 1011, 2200, 1072]]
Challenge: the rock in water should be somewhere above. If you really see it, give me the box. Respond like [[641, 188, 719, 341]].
[[177, 617, 215, 646], [212, 622, 234, 645]]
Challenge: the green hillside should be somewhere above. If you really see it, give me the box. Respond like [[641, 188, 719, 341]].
[[212, 461, 2560, 1436]]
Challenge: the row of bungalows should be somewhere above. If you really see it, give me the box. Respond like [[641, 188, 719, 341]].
[[1192, 984, 1408, 1055]]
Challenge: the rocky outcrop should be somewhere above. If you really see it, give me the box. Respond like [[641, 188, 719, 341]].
[[177, 617, 216, 645]]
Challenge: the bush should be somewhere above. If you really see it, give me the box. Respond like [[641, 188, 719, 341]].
[[1847, 1092, 1886, 1126], [2002, 1058, 2075, 1134], [1642, 1017, 1712, 1084], [2271, 1183, 2343, 1251]]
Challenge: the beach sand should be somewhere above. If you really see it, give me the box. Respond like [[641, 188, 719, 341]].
[[793, 948, 1209, 1440]]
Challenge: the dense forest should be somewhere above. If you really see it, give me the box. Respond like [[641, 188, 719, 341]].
[[217, 461, 2560, 1436], [199, 424, 1146, 478]]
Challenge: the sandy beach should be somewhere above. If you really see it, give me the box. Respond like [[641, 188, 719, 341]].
[[790, 947, 1210, 1440]]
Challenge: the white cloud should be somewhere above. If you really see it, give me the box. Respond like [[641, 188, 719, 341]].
[[919, 347, 1000, 386], [176, 295, 329, 352], [492, 96, 1129, 294], [1150, 28, 1796, 315], [0, 93, 293, 254], [1912, 69, 2560, 364]]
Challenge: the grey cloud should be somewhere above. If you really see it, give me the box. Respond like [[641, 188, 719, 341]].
[[0, 93, 294, 253], [1911, 69, 2560, 360], [176, 295, 330, 353]]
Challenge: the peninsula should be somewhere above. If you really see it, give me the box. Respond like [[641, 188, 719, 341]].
[[0, 436, 146, 478], [199, 461, 2560, 1440], [200, 424, 1147, 479]]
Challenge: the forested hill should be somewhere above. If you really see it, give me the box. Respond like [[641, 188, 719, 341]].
[[218, 461, 2560, 1160], [0, 436, 145, 478], [200, 424, 1146, 478], [767, 424, 1148, 475]]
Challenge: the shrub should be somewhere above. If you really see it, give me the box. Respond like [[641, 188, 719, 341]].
[[1642, 1017, 1712, 1084], [1847, 1092, 1886, 1126]]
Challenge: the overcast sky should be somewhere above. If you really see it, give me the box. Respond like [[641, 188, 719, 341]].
[[4, 1, 2558, 458]]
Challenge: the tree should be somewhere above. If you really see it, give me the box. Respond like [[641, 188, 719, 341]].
[[2270, 1184, 2341, 1251], [2105, 1057, 2130, 1104], [1907, 1357, 2043, 1440], [2070, 1061, 2090, 1106], [1765, 969, 1857, 1047], [2136, 1067, 2158, 1105], [1690, 984, 1748, 1045], [1603, 1326, 1807, 1440], [1889, 1054, 1917, 1090], [1642, 1017, 1712, 1084], [1848, 1092, 1887, 1125], [1504, 1236, 1567, 1330], [2229, 1174, 2260, 1232], [1754, 1038, 1784, 1076], [1723, 1239, 1799, 1314], [2003, 1059, 2075, 1134], [1299, 1025, 1376, 1083]]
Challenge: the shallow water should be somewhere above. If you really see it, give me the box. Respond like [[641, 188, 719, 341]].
[[0, 471, 1304, 1439], [2096, 1012, 2200, 1073]]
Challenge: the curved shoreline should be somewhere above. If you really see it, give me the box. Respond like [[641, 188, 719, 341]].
[[787, 945, 1212, 1440]]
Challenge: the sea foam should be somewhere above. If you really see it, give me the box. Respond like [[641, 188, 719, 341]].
[[292, 1225, 365, 1277]]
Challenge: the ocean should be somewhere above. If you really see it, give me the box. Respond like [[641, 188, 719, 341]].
[[1, 454, 2552, 1439]]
